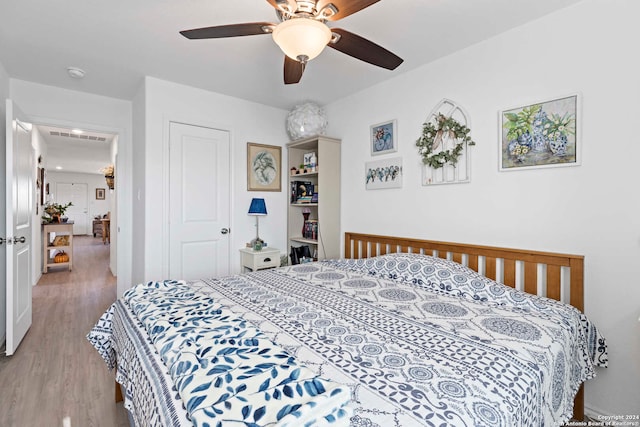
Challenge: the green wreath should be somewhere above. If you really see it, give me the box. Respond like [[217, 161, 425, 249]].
[[416, 113, 475, 169]]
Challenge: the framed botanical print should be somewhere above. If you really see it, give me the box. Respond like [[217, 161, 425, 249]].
[[247, 143, 282, 191], [499, 94, 580, 171]]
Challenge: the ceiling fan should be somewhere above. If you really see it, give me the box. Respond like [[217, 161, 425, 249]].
[[180, 0, 403, 84]]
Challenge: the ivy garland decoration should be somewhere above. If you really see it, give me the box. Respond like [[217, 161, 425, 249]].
[[416, 113, 475, 169]]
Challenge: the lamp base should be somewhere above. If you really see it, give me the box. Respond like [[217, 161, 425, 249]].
[[250, 237, 264, 251]]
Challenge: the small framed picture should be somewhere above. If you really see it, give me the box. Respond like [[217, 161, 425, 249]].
[[303, 152, 316, 167], [365, 157, 403, 190], [96, 188, 106, 200], [247, 142, 282, 191], [370, 119, 397, 156]]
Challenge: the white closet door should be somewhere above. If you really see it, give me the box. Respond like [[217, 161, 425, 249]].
[[168, 122, 231, 280]]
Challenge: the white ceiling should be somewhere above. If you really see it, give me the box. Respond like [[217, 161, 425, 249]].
[[4, 0, 584, 174], [0, 0, 585, 112], [37, 125, 114, 175]]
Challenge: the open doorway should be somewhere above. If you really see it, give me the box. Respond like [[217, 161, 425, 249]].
[[33, 123, 118, 280]]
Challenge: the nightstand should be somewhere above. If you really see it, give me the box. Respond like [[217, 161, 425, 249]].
[[240, 247, 281, 272]]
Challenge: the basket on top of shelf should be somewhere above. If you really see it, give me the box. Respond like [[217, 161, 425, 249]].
[[102, 164, 115, 190]]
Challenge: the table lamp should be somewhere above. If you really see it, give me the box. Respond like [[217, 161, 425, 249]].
[[248, 198, 267, 250]]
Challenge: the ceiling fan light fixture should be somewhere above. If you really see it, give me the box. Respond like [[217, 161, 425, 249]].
[[272, 18, 331, 63]]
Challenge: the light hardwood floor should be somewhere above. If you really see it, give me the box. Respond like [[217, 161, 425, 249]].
[[0, 236, 129, 426]]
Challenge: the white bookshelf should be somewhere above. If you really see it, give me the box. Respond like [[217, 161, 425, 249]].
[[287, 135, 341, 262]]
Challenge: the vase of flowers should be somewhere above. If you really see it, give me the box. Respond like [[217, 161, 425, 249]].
[[545, 112, 575, 156], [503, 104, 540, 159], [42, 202, 73, 223]]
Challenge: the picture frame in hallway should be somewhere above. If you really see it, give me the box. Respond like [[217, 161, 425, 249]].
[[96, 188, 105, 200]]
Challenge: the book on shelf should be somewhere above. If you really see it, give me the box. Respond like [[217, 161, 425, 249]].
[[292, 181, 314, 203], [303, 219, 318, 240]]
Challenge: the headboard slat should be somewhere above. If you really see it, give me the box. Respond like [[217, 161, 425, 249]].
[[503, 259, 516, 288], [468, 255, 479, 272], [547, 264, 561, 301], [524, 261, 538, 295], [452, 252, 463, 265], [485, 257, 497, 281]]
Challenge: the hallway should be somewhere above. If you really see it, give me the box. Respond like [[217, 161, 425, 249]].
[[0, 236, 128, 426]]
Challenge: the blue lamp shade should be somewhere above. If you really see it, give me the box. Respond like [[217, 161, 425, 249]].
[[248, 198, 267, 216]]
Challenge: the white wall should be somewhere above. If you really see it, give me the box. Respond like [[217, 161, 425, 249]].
[[109, 136, 118, 275], [10, 79, 133, 296], [131, 85, 146, 284], [0, 60, 10, 343], [138, 77, 289, 281], [30, 127, 48, 286], [326, 0, 639, 417]]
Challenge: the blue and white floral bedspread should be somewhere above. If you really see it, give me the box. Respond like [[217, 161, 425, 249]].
[[89, 253, 607, 427], [89, 280, 352, 427]]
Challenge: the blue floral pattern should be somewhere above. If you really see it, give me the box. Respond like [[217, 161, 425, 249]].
[[88, 253, 607, 427], [91, 280, 351, 427]]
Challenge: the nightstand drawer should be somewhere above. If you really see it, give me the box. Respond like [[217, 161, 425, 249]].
[[255, 254, 279, 269], [240, 247, 280, 272]]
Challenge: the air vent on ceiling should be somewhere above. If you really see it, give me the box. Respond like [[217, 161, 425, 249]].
[[50, 131, 107, 142]]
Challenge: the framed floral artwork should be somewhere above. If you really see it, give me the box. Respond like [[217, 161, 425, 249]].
[[499, 94, 580, 171], [370, 119, 397, 155], [247, 142, 281, 191]]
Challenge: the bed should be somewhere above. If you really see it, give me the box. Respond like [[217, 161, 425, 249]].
[[88, 232, 608, 426]]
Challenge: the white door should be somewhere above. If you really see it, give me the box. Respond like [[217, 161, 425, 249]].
[[169, 123, 231, 280], [5, 99, 33, 356], [55, 183, 88, 235]]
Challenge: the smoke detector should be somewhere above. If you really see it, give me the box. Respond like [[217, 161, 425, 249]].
[[67, 67, 86, 79]]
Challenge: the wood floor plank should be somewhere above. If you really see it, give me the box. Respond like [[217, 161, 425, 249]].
[[0, 236, 129, 427]]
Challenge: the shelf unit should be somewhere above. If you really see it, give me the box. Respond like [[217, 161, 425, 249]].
[[42, 222, 74, 273], [287, 135, 341, 262]]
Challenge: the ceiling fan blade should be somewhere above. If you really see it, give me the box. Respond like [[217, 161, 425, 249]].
[[316, 0, 380, 21], [180, 23, 274, 39], [328, 28, 403, 70], [284, 56, 305, 84]]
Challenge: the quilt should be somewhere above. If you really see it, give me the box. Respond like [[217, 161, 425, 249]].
[[88, 253, 607, 427]]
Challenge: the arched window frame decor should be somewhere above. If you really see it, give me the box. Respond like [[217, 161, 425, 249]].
[[417, 99, 475, 186]]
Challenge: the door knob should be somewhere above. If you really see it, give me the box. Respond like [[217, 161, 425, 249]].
[[13, 236, 26, 244], [220, 228, 230, 234]]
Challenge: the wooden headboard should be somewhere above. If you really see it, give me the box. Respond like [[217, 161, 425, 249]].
[[344, 232, 586, 420]]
